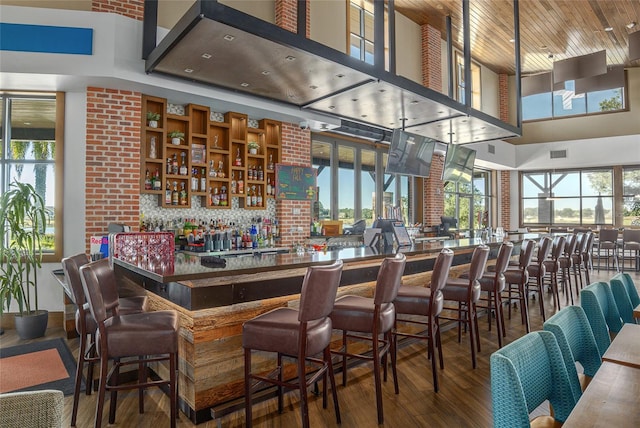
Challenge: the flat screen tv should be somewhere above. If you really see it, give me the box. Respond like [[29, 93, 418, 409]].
[[385, 129, 437, 178], [441, 144, 476, 184]]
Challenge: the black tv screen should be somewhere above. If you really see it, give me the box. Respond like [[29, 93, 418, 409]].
[[441, 144, 476, 184], [385, 129, 437, 177]]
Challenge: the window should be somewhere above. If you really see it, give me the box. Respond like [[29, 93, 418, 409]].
[[444, 171, 491, 232], [520, 169, 614, 226], [455, 51, 481, 110], [348, 0, 388, 67], [1, 93, 63, 261], [312, 136, 414, 227], [523, 80, 625, 121], [622, 166, 640, 226]]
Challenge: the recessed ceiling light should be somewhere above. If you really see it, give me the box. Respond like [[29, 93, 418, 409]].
[[389, 122, 395, 125], [410, 100, 419, 104], [604, 26, 613, 32], [261, 70, 270, 75], [201, 53, 212, 59], [285, 55, 296, 61], [351, 98, 358, 102], [184, 68, 194, 73], [336, 73, 345, 78], [627, 22, 637, 29], [23, 122, 31, 125], [438, 111, 444, 114], [540, 45, 548, 50], [328, 105, 335, 110], [379, 89, 386, 93], [240, 82, 249, 87], [509, 39, 515, 43], [223, 34, 235, 41], [309, 85, 318, 90], [361, 114, 367, 118]]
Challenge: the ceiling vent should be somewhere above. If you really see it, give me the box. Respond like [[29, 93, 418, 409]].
[[488, 144, 495, 154], [550, 149, 567, 159]]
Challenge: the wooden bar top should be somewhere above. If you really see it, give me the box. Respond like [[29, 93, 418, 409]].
[[563, 361, 640, 427], [602, 323, 640, 369], [633, 303, 640, 319]]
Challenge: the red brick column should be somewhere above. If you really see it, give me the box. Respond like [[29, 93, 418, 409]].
[[499, 73, 509, 122], [498, 74, 511, 230], [275, 0, 310, 38], [421, 24, 442, 93], [85, 87, 142, 252], [423, 157, 445, 227], [91, 0, 144, 20], [276, 123, 312, 246]]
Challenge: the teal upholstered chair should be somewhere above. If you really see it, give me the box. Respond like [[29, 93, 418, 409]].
[[610, 273, 639, 324], [580, 281, 623, 354], [543, 306, 601, 400], [490, 331, 577, 428]]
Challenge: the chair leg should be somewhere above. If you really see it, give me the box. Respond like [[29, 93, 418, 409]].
[[170, 352, 177, 428], [537, 276, 546, 321], [138, 359, 145, 414], [388, 331, 399, 394], [277, 353, 283, 413], [468, 303, 478, 369], [519, 281, 530, 333], [95, 354, 109, 428], [298, 352, 310, 428], [428, 316, 439, 392], [435, 317, 444, 370], [71, 332, 86, 426], [244, 348, 253, 427], [494, 291, 504, 348], [108, 359, 120, 424], [86, 333, 96, 393], [325, 346, 341, 424], [372, 332, 384, 424], [341, 330, 348, 387]]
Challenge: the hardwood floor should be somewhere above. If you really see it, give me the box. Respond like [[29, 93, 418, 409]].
[[1, 269, 637, 427]]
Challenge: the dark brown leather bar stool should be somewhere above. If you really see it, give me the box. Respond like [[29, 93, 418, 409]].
[[504, 239, 537, 333], [558, 233, 578, 305], [61, 253, 148, 427], [543, 235, 565, 314], [80, 258, 179, 428], [476, 242, 514, 349], [243, 260, 343, 428], [597, 228, 619, 271], [393, 249, 454, 392], [330, 253, 406, 425], [526, 236, 553, 323], [440, 245, 490, 369], [571, 232, 587, 290], [621, 228, 640, 272], [581, 231, 595, 283]]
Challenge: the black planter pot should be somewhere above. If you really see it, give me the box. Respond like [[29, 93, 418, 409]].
[[14, 310, 48, 340]]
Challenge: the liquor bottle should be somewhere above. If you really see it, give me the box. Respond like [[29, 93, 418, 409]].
[[200, 168, 206, 192], [235, 147, 242, 166], [211, 187, 220, 206], [171, 181, 179, 205], [179, 182, 188, 205], [167, 157, 172, 174], [165, 181, 172, 205], [252, 165, 257, 181], [180, 152, 188, 176], [266, 177, 272, 196], [256, 186, 263, 207], [217, 160, 225, 178], [246, 186, 252, 207], [251, 185, 257, 207], [231, 171, 237, 194], [267, 153, 274, 171], [153, 168, 162, 190], [172, 153, 178, 175], [144, 169, 152, 190], [209, 160, 216, 177], [191, 168, 198, 191], [258, 165, 264, 181], [220, 186, 227, 206], [238, 171, 244, 194], [247, 165, 253, 180]]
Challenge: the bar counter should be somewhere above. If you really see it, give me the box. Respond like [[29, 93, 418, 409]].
[[113, 233, 530, 423]]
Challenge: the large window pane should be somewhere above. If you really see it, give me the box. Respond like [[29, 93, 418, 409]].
[[382, 173, 395, 218], [587, 88, 624, 113], [399, 175, 410, 225], [360, 148, 376, 226], [523, 93, 552, 121], [552, 198, 581, 224], [553, 81, 586, 117], [551, 172, 579, 197], [623, 167, 640, 226], [523, 173, 548, 198], [338, 145, 355, 224], [522, 199, 542, 224], [581, 170, 612, 196]]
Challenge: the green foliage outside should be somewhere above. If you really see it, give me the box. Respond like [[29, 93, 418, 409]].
[[598, 90, 623, 111]]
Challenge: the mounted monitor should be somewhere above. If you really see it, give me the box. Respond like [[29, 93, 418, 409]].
[[385, 129, 437, 177], [441, 145, 476, 184]]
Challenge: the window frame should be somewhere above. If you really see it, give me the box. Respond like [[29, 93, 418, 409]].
[[444, 170, 492, 232], [1, 92, 64, 263], [454, 51, 482, 110]]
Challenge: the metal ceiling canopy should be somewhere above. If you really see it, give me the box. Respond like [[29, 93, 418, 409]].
[[145, 0, 520, 144]]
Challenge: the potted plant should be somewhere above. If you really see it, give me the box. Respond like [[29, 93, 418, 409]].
[[147, 111, 160, 128], [0, 181, 48, 340], [169, 130, 185, 145], [248, 141, 260, 155]]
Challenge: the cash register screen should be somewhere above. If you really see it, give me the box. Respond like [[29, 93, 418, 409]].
[[392, 222, 412, 247]]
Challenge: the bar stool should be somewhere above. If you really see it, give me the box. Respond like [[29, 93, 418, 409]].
[[242, 260, 343, 428], [543, 235, 565, 314], [571, 232, 587, 290], [597, 228, 619, 271], [330, 253, 406, 424], [526, 236, 553, 322], [621, 228, 640, 272], [79, 259, 179, 428], [61, 254, 148, 427], [503, 240, 537, 333], [440, 245, 490, 368], [581, 231, 595, 283], [393, 249, 454, 392], [558, 234, 578, 305]]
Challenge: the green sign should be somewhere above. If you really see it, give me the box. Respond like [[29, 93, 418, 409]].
[[275, 164, 317, 200]]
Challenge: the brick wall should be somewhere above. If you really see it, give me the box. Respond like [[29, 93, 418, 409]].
[[423, 156, 445, 227], [498, 74, 510, 230], [91, 0, 144, 20], [499, 73, 509, 122], [421, 24, 443, 93], [276, 123, 312, 246], [85, 87, 142, 251], [275, 0, 310, 38]]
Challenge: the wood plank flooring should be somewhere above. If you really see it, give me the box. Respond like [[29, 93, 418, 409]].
[[1, 269, 637, 427]]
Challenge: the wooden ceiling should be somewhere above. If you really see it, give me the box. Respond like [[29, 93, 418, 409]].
[[394, 0, 640, 75]]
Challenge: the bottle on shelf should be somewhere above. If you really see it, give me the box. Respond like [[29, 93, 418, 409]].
[[231, 171, 237, 194], [247, 165, 253, 180], [238, 171, 244, 194], [235, 147, 242, 166], [179, 182, 188, 205], [144, 169, 152, 190], [257, 186, 263, 207], [180, 152, 188, 176], [153, 168, 162, 190], [268, 153, 274, 171], [209, 160, 217, 177], [167, 157, 172, 174], [266, 178, 272, 196], [217, 160, 225, 178], [171, 181, 179, 205], [191, 168, 198, 191], [220, 186, 228, 206], [246, 186, 252, 207], [172, 154, 178, 175], [165, 181, 172, 205], [211, 187, 220, 206], [149, 136, 157, 159], [200, 168, 206, 192], [251, 185, 257, 207]]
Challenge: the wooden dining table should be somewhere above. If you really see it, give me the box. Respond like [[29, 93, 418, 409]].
[[563, 361, 640, 427], [633, 303, 640, 319], [602, 323, 640, 369]]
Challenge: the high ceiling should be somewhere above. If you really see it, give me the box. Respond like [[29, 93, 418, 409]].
[[394, 0, 640, 75]]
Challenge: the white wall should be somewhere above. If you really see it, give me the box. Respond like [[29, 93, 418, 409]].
[[394, 12, 421, 84], [311, 0, 347, 53]]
